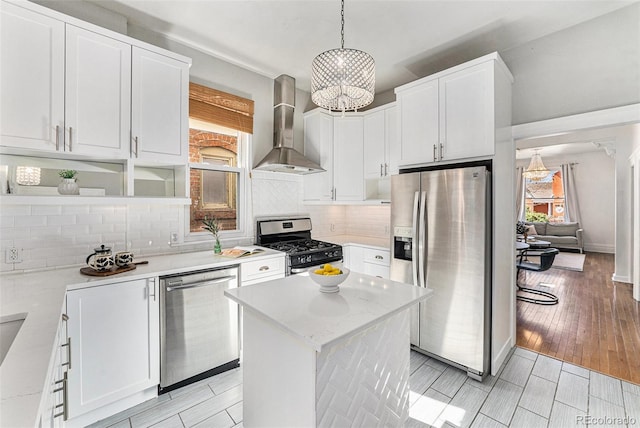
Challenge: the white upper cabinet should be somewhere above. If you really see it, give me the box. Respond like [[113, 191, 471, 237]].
[[131, 47, 189, 163], [439, 61, 494, 161], [0, 1, 190, 165], [333, 116, 364, 201], [65, 25, 131, 157], [303, 110, 334, 201], [395, 53, 512, 168], [1, 2, 64, 150], [363, 104, 399, 179], [396, 79, 439, 166]]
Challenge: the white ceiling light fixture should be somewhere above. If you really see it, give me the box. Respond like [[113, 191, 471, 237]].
[[311, 0, 375, 114], [15, 166, 41, 186], [523, 149, 550, 181]]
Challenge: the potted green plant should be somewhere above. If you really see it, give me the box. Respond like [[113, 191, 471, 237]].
[[57, 169, 79, 195], [202, 216, 222, 254]]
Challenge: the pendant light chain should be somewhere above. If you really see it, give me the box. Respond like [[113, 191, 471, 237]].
[[341, 0, 345, 49]]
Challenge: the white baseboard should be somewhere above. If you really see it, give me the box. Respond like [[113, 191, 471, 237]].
[[584, 243, 614, 253], [492, 338, 513, 377], [612, 273, 632, 284]]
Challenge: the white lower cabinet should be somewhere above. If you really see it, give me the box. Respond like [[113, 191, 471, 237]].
[[344, 245, 390, 279], [65, 277, 159, 426], [39, 308, 69, 428], [240, 255, 286, 286]]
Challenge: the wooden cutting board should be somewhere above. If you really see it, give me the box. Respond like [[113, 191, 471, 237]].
[[79, 261, 148, 277]]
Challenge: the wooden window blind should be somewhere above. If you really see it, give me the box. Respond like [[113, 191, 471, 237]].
[[189, 82, 254, 134]]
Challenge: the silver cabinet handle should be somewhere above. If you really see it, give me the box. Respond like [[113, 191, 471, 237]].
[[68, 127, 73, 151], [134, 136, 139, 157], [55, 125, 60, 151], [149, 278, 156, 301], [384, 163, 388, 176], [259, 266, 270, 271], [433, 144, 437, 161], [439, 143, 444, 160], [53, 371, 68, 420], [375, 255, 383, 260], [380, 164, 383, 177]]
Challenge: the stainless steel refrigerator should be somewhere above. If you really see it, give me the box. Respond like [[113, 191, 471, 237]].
[[390, 163, 491, 379]]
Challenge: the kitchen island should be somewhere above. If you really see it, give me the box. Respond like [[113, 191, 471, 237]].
[[225, 271, 431, 427]]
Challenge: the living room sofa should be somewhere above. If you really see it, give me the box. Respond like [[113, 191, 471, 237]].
[[525, 222, 584, 253]]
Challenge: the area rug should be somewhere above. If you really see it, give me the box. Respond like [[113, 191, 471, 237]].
[[524, 252, 586, 272]]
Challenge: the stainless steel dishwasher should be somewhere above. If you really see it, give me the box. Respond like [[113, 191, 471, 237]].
[[159, 266, 240, 393]]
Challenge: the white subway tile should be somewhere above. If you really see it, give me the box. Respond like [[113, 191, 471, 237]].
[[89, 205, 116, 215], [0, 215, 15, 228], [89, 224, 115, 234], [1, 227, 30, 240], [76, 214, 103, 225], [61, 225, 90, 236], [31, 205, 62, 216], [0, 205, 30, 216], [15, 215, 47, 227], [29, 226, 62, 240], [47, 215, 76, 226], [62, 205, 90, 215]]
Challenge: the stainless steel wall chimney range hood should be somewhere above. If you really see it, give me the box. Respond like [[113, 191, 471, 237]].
[[253, 75, 325, 174]]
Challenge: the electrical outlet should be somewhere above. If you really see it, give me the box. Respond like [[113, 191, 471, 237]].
[[170, 232, 179, 244], [5, 247, 22, 263]]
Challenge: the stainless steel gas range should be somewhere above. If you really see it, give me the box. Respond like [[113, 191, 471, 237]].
[[256, 218, 342, 275]]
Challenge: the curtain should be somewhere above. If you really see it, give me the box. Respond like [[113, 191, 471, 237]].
[[516, 166, 526, 221], [561, 164, 582, 225]]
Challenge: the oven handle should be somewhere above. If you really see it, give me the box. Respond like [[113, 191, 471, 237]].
[[290, 260, 342, 275]]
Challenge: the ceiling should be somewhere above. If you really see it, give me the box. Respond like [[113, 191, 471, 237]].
[[88, 0, 632, 94]]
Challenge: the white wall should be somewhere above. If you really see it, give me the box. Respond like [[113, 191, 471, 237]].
[[517, 150, 616, 253]]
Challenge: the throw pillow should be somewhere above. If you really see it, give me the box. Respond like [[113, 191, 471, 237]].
[[525, 224, 538, 235]]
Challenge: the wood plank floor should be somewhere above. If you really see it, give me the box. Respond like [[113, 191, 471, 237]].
[[516, 251, 640, 385]]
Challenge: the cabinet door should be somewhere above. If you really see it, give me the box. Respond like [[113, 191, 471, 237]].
[[397, 80, 439, 166], [66, 278, 159, 418], [363, 110, 385, 179], [363, 262, 390, 279], [65, 25, 131, 157], [1, 2, 64, 150], [132, 47, 189, 163], [439, 62, 494, 161], [303, 111, 334, 201], [385, 106, 400, 176], [334, 116, 364, 201]]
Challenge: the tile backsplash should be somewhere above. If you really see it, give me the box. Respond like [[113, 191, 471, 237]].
[[1, 174, 391, 272]]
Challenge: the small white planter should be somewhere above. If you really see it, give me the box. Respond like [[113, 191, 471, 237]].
[[58, 178, 79, 195]]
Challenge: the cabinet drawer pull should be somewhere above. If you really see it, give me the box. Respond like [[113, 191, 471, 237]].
[[135, 136, 139, 157], [380, 163, 383, 177], [433, 144, 437, 161], [259, 266, 270, 271], [439, 143, 444, 160], [53, 371, 68, 420], [68, 127, 73, 151], [375, 255, 383, 260], [384, 163, 388, 176], [55, 125, 60, 151]]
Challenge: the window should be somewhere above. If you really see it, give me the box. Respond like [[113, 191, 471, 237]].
[[524, 169, 565, 223], [187, 83, 254, 239]]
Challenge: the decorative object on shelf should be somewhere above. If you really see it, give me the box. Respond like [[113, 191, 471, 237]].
[[311, 0, 375, 113], [57, 169, 79, 195], [523, 149, 549, 181], [308, 264, 350, 293], [15, 166, 41, 186], [202, 215, 222, 254]]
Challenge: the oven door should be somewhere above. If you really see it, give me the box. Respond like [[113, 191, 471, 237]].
[[290, 257, 343, 275]]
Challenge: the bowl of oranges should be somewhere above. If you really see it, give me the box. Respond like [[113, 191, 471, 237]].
[[308, 263, 350, 293]]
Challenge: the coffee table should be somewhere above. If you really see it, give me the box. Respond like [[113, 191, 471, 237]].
[[527, 239, 551, 250]]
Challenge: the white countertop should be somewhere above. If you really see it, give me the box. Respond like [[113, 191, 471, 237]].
[[0, 248, 283, 428], [314, 234, 390, 250], [225, 272, 431, 352]]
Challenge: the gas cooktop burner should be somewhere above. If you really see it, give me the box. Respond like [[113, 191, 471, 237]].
[[263, 239, 338, 255]]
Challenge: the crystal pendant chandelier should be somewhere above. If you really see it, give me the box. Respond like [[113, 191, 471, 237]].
[[524, 150, 550, 181], [311, 0, 375, 113]]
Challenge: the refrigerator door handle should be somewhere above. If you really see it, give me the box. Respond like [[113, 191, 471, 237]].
[[412, 191, 420, 287], [418, 191, 428, 288]]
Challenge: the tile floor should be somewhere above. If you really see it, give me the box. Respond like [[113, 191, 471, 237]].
[[88, 347, 640, 428]]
